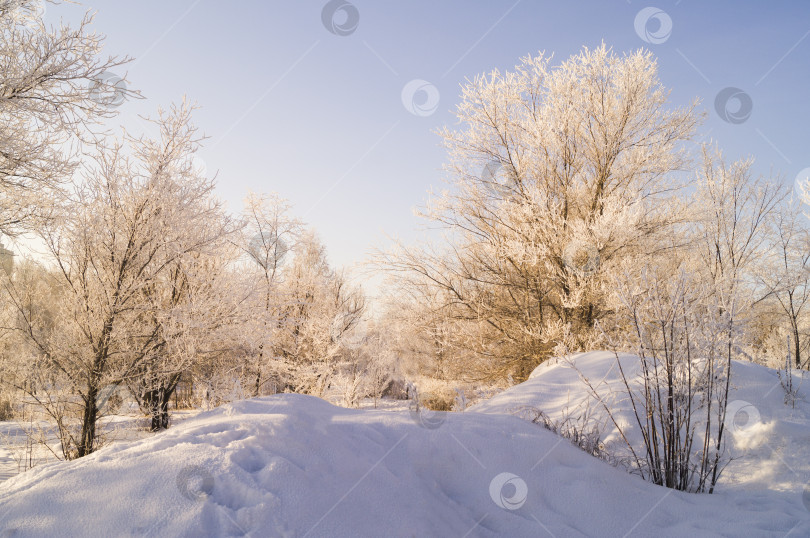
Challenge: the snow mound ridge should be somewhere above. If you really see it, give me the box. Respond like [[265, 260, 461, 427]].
[[1, 359, 809, 537]]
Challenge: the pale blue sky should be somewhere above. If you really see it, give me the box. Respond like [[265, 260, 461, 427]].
[[47, 1, 810, 280]]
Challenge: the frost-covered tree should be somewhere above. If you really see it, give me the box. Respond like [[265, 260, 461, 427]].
[[381, 44, 699, 381], [238, 192, 301, 396], [274, 231, 365, 394], [378, 286, 473, 381], [125, 246, 243, 431], [756, 200, 810, 369], [689, 146, 784, 305], [0, 0, 133, 235], [334, 320, 401, 408], [5, 103, 232, 456], [0, 258, 62, 422]]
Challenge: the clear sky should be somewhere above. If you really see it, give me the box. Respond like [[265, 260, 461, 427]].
[[45, 1, 810, 289]]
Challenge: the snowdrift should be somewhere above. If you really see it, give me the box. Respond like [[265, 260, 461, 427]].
[[1, 352, 809, 536], [474, 351, 810, 496]]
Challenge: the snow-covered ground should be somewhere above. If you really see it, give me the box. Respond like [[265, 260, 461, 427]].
[[0, 446, 14, 483], [1, 352, 809, 536], [0, 409, 203, 485]]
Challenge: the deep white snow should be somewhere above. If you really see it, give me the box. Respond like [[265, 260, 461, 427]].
[[1, 351, 809, 536]]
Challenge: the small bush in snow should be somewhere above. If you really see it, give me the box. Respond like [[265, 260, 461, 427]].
[[521, 406, 608, 460], [575, 269, 737, 493], [778, 336, 803, 408], [0, 398, 13, 421]]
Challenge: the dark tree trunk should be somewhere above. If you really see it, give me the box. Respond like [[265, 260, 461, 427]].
[[77, 319, 115, 458], [144, 374, 182, 432], [153, 396, 170, 431], [145, 386, 171, 431], [144, 388, 162, 431], [77, 383, 99, 458], [793, 324, 801, 369]]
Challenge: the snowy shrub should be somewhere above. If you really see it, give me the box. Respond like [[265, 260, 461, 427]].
[[778, 364, 801, 408], [382, 379, 408, 400], [519, 405, 608, 460], [777, 335, 803, 408], [334, 368, 365, 409], [577, 269, 738, 493], [452, 388, 468, 412], [0, 397, 13, 421], [408, 380, 459, 411], [420, 392, 454, 412]]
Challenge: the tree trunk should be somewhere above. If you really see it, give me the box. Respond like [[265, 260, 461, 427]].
[[77, 382, 99, 458], [145, 389, 171, 432], [793, 324, 801, 369], [145, 387, 171, 431], [144, 374, 183, 432]]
